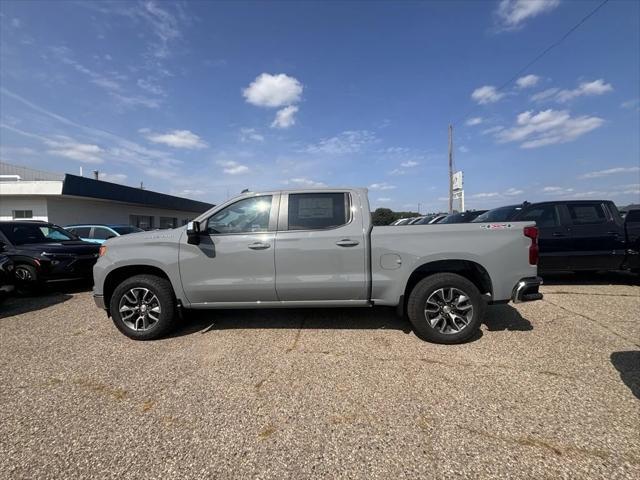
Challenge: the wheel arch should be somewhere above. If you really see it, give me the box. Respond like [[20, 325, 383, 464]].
[[103, 265, 174, 315], [400, 259, 493, 315]]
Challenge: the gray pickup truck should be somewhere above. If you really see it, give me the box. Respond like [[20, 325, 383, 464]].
[[93, 188, 542, 344]]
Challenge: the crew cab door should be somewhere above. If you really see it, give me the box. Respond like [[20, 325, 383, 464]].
[[516, 204, 570, 271], [179, 194, 280, 304], [565, 202, 626, 271], [275, 191, 367, 301]]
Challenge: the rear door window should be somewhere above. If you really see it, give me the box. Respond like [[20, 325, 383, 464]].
[[567, 203, 607, 225], [287, 193, 350, 230], [92, 227, 114, 240], [70, 227, 91, 237], [517, 205, 560, 228]]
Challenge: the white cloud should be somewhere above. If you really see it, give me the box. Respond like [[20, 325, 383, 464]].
[[470, 192, 500, 199], [389, 168, 405, 176], [239, 128, 264, 142], [504, 187, 524, 196], [0, 89, 183, 176], [284, 177, 327, 188], [481, 126, 504, 135], [306, 130, 377, 155], [369, 182, 396, 191], [621, 98, 639, 110], [45, 137, 104, 164], [377, 197, 392, 203], [579, 166, 640, 179], [555, 79, 613, 103], [217, 160, 250, 175], [531, 88, 560, 102], [243, 73, 303, 108], [11, 18, 21, 28], [516, 74, 540, 88], [142, 129, 207, 149], [271, 105, 299, 129], [495, 0, 560, 31], [543, 186, 574, 195], [495, 109, 604, 149], [137, 78, 165, 96], [400, 160, 419, 168], [172, 188, 205, 197], [471, 85, 505, 104], [466, 117, 483, 126], [459, 146, 469, 153]]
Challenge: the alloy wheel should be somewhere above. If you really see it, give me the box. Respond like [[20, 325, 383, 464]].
[[424, 287, 474, 334], [118, 287, 161, 332]]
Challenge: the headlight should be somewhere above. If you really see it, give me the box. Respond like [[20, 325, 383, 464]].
[[99, 246, 107, 257]]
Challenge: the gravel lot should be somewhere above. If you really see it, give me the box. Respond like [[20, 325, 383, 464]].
[[1, 273, 639, 479]]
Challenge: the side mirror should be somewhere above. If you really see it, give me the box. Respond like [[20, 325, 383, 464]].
[[186, 221, 201, 245]]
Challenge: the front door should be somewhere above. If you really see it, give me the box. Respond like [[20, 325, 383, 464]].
[[516, 204, 571, 272], [179, 194, 280, 304], [275, 192, 367, 301]]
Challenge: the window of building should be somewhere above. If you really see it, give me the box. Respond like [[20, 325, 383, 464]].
[[287, 193, 350, 230], [517, 206, 560, 228], [567, 204, 607, 225], [12, 210, 33, 219], [129, 215, 154, 230], [160, 217, 178, 229], [182, 219, 190, 226], [206, 196, 272, 234]]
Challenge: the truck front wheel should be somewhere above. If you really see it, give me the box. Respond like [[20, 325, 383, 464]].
[[407, 273, 484, 344], [109, 274, 177, 340]]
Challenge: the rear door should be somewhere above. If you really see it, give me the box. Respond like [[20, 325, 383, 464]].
[[516, 203, 570, 271], [566, 202, 625, 271], [275, 191, 367, 301]]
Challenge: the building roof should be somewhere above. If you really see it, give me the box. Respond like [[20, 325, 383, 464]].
[[1, 162, 214, 213], [61, 174, 214, 213]]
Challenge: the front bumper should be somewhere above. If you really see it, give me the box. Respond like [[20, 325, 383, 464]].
[[93, 294, 106, 310], [511, 276, 543, 303]]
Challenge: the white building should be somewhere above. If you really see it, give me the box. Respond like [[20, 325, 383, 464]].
[[0, 163, 213, 229]]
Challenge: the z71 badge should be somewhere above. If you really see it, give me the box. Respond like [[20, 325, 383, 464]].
[[480, 223, 513, 230]]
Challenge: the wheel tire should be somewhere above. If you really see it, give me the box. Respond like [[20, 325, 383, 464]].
[[407, 273, 485, 344], [109, 274, 177, 340], [14, 264, 42, 293]]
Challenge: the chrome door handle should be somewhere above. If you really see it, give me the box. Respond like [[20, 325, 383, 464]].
[[335, 239, 360, 247], [248, 242, 271, 250], [551, 232, 566, 237]]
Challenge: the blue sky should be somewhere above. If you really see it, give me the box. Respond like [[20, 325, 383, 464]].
[[1, 0, 638, 212]]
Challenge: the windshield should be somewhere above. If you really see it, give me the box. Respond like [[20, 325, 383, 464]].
[[0, 223, 77, 245], [472, 206, 521, 223], [112, 226, 143, 235]]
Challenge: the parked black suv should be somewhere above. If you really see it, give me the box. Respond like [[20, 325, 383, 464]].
[[473, 201, 640, 274], [0, 221, 100, 287]]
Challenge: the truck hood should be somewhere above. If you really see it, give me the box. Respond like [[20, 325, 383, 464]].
[[104, 228, 184, 247]]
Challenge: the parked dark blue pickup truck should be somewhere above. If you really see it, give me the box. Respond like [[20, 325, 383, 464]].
[[473, 201, 640, 274]]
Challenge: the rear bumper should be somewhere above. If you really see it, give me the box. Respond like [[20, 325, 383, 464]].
[[511, 276, 543, 303]]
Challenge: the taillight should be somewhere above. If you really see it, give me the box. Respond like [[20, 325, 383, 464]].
[[99, 245, 107, 257], [523, 226, 539, 265]]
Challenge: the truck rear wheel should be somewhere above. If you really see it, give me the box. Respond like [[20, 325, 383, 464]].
[[407, 273, 484, 344], [109, 274, 177, 340]]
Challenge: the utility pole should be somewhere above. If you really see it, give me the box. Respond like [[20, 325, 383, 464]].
[[448, 124, 454, 214], [418, 202, 421, 214]]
